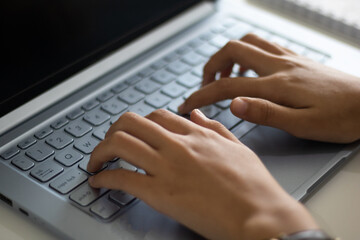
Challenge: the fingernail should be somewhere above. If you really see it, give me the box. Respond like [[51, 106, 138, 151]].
[[195, 109, 206, 117], [232, 98, 248, 116]]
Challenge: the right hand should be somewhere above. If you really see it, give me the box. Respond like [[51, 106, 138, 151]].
[[178, 33, 360, 143]]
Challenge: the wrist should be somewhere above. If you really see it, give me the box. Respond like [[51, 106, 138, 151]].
[[235, 193, 318, 240]]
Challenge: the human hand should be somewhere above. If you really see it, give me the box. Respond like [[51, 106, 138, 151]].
[[88, 109, 317, 240], [178, 33, 360, 143]]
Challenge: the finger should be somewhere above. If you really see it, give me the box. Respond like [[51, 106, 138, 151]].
[[146, 109, 195, 135], [178, 76, 273, 114], [230, 97, 308, 134], [89, 169, 152, 198], [241, 33, 286, 55], [88, 130, 157, 173], [106, 112, 169, 149], [220, 63, 234, 79], [190, 109, 240, 143], [202, 40, 278, 86]]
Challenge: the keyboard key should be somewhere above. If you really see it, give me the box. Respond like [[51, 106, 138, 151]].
[[90, 198, 120, 219], [164, 52, 179, 62], [18, 137, 37, 150], [145, 93, 172, 108], [214, 108, 242, 130], [118, 88, 145, 105], [129, 102, 155, 117], [93, 125, 111, 140], [181, 52, 206, 66], [196, 43, 219, 57], [111, 82, 128, 94], [231, 121, 257, 139], [30, 161, 63, 182], [0, 147, 20, 160], [304, 50, 326, 63], [55, 148, 83, 167], [199, 31, 216, 41], [51, 117, 69, 130], [50, 169, 88, 194], [83, 110, 110, 126], [177, 72, 202, 88], [65, 122, 93, 138], [251, 28, 270, 40], [243, 70, 258, 78], [183, 86, 201, 99], [138, 66, 155, 78], [215, 99, 232, 109], [67, 108, 85, 120], [46, 132, 74, 150], [287, 42, 306, 55], [97, 90, 114, 102], [199, 105, 221, 119], [161, 82, 187, 98], [167, 97, 185, 114], [167, 60, 191, 75], [221, 18, 238, 28], [109, 191, 136, 206], [82, 99, 100, 111], [224, 22, 252, 39], [210, 24, 227, 34], [74, 138, 100, 154], [101, 99, 128, 115], [151, 59, 168, 70], [188, 38, 204, 48], [125, 75, 142, 85], [34, 127, 53, 139], [151, 69, 176, 84], [70, 182, 108, 207], [26, 144, 54, 162], [192, 64, 205, 78], [118, 160, 137, 172], [78, 156, 108, 174], [209, 35, 230, 48], [11, 156, 34, 171], [269, 35, 289, 47], [135, 79, 161, 94], [176, 45, 192, 55]]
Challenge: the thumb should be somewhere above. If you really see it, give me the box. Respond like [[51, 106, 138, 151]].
[[190, 109, 240, 143], [230, 97, 301, 132]]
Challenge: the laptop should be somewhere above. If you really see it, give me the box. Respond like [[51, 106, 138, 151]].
[[1, 0, 360, 239]]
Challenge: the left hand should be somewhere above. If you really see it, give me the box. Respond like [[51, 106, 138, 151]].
[[87, 109, 317, 240]]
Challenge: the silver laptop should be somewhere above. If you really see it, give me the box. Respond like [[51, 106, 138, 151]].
[[1, 0, 360, 239]]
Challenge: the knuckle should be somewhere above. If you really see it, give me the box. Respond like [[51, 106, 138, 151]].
[[241, 33, 258, 42], [260, 100, 273, 125], [148, 108, 168, 119], [119, 111, 138, 122], [110, 130, 128, 144]]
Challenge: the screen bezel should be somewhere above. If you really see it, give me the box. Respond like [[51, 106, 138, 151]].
[[0, 1, 215, 136]]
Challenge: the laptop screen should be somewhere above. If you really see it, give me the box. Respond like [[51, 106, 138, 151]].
[[1, 0, 203, 118]]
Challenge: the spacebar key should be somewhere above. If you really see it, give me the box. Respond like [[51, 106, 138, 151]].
[[214, 108, 242, 130], [70, 182, 109, 207]]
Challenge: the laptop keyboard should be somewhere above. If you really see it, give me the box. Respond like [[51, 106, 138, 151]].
[[0, 16, 329, 221]]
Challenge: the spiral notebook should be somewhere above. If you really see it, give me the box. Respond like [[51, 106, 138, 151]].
[[251, 0, 360, 47]]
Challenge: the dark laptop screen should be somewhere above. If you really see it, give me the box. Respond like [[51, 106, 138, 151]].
[[1, 0, 203, 117]]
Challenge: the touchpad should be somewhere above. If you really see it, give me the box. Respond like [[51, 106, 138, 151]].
[[240, 125, 345, 196]]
